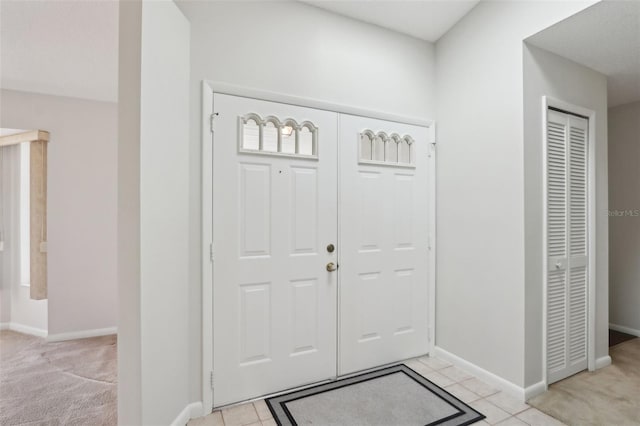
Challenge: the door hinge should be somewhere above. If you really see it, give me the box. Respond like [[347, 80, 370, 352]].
[[428, 142, 436, 158], [210, 112, 219, 133], [209, 243, 214, 262], [210, 371, 214, 390]]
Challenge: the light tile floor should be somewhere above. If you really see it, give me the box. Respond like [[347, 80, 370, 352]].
[[187, 355, 566, 426]]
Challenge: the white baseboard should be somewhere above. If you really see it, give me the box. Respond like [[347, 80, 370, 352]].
[[595, 355, 612, 370], [433, 346, 526, 401], [46, 327, 117, 342], [524, 381, 547, 400], [190, 402, 204, 420], [171, 402, 203, 426], [609, 323, 640, 337], [3, 322, 48, 337]]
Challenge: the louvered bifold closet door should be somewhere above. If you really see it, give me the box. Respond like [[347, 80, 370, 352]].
[[546, 110, 589, 384], [546, 110, 568, 381]]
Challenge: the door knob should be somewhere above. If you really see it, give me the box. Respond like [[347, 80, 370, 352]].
[[555, 262, 562, 269], [326, 262, 338, 272]]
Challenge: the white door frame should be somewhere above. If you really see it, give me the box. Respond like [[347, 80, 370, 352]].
[[201, 80, 436, 412], [541, 96, 596, 389]]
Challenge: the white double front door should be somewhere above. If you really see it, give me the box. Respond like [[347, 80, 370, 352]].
[[212, 93, 430, 406]]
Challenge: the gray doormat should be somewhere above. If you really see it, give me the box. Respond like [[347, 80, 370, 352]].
[[266, 364, 485, 426]]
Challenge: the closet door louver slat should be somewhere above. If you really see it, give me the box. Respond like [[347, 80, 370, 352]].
[[569, 267, 587, 364], [547, 270, 567, 373]]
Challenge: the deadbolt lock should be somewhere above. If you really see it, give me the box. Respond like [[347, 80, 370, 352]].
[[326, 262, 338, 272], [326, 244, 335, 253]]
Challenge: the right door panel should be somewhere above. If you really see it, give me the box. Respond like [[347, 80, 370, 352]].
[[339, 115, 431, 375]]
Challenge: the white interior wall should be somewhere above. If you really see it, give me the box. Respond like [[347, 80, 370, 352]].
[[435, 0, 597, 392], [176, 0, 436, 405], [608, 101, 640, 336], [0, 89, 117, 337], [523, 44, 609, 387], [139, 1, 190, 423], [118, 1, 191, 424]]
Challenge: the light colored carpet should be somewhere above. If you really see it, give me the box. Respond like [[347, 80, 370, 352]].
[[0, 330, 117, 425], [529, 338, 640, 426]]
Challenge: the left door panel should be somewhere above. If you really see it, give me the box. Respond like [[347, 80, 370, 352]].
[[212, 94, 338, 406]]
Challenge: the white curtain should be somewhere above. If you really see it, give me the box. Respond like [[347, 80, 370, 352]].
[[0, 145, 20, 317]]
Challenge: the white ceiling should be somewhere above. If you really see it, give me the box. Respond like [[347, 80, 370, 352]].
[[0, 0, 119, 103], [299, 0, 480, 42], [527, 1, 640, 108]]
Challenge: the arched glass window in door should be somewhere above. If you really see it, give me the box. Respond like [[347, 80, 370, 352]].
[[372, 132, 386, 161], [398, 135, 414, 165], [298, 122, 316, 156], [262, 117, 279, 153], [238, 113, 318, 159], [360, 130, 374, 161], [281, 119, 297, 154], [359, 129, 415, 168], [241, 114, 261, 151], [387, 134, 401, 163]]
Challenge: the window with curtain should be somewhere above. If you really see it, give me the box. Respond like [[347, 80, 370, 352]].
[[0, 129, 49, 300]]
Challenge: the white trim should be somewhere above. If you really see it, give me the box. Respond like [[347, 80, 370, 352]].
[[215, 379, 333, 411], [541, 96, 597, 386], [541, 98, 549, 387], [524, 381, 547, 401], [595, 355, 612, 370], [202, 82, 214, 414], [336, 112, 342, 378], [609, 323, 640, 337], [203, 81, 433, 128], [201, 80, 436, 411], [428, 125, 437, 355], [4, 322, 48, 338], [46, 327, 117, 342], [170, 401, 203, 426], [433, 346, 526, 401]]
